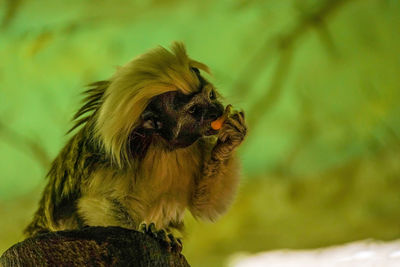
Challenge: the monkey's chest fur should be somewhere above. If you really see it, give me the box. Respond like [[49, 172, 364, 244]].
[[77, 140, 203, 231]]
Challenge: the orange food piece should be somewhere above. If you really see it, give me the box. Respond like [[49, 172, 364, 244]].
[[211, 116, 225, 130]]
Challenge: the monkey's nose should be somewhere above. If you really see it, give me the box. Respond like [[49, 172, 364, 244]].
[[204, 104, 224, 121]]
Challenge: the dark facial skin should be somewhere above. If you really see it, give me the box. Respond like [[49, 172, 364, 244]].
[[137, 74, 224, 150]]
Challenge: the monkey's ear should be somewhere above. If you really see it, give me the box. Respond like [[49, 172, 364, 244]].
[[140, 111, 163, 130]]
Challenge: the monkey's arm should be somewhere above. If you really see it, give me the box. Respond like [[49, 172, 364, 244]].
[[190, 110, 246, 221]]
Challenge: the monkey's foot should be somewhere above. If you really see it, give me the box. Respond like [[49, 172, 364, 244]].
[[139, 223, 182, 253]]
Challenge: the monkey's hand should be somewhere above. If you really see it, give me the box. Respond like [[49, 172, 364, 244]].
[[211, 105, 247, 162], [191, 105, 246, 220]]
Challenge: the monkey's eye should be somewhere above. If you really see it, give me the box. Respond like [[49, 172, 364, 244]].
[[209, 90, 216, 100], [191, 67, 200, 75]]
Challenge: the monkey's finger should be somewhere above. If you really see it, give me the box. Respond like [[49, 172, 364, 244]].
[[218, 129, 229, 143], [235, 111, 247, 133], [157, 229, 168, 241], [224, 118, 242, 133], [167, 233, 176, 244], [139, 223, 147, 233], [226, 108, 244, 124], [168, 233, 183, 253], [224, 104, 233, 116], [238, 113, 247, 134], [239, 110, 245, 122], [226, 113, 247, 133], [148, 222, 157, 236]]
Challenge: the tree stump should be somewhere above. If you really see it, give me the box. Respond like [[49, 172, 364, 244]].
[[0, 226, 190, 267]]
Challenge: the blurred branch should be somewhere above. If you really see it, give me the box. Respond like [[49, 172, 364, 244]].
[[1, 0, 23, 30], [247, 46, 293, 127], [0, 120, 50, 169], [313, 16, 339, 57], [233, 0, 353, 128], [274, 90, 318, 176]]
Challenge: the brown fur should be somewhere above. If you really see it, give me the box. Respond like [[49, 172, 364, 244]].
[[25, 42, 246, 238]]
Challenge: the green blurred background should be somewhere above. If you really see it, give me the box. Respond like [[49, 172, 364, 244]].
[[1, 0, 400, 266]]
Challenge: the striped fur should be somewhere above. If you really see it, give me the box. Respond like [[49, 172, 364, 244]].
[[24, 42, 245, 238]]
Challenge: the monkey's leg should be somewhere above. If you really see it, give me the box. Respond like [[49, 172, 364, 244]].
[[109, 199, 140, 229], [191, 110, 247, 221], [139, 223, 183, 252], [77, 197, 140, 229]]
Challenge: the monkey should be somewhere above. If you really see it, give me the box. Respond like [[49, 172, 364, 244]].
[[24, 42, 247, 249]]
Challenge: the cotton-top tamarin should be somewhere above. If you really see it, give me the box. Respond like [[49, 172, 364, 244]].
[[25, 42, 247, 249]]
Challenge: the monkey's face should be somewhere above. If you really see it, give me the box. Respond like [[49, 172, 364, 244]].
[[139, 80, 224, 149]]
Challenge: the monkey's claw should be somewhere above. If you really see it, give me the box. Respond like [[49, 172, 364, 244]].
[[139, 223, 183, 253], [140, 222, 157, 238], [167, 233, 183, 253]]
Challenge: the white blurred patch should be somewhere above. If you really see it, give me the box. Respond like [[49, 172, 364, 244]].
[[228, 240, 400, 267]]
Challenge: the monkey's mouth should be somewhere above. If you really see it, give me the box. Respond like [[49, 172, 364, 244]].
[[204, 126, 219, 136]]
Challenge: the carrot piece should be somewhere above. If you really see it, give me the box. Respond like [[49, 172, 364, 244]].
[[211, 104, 231, 130], [211, 116, 225, 130]]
